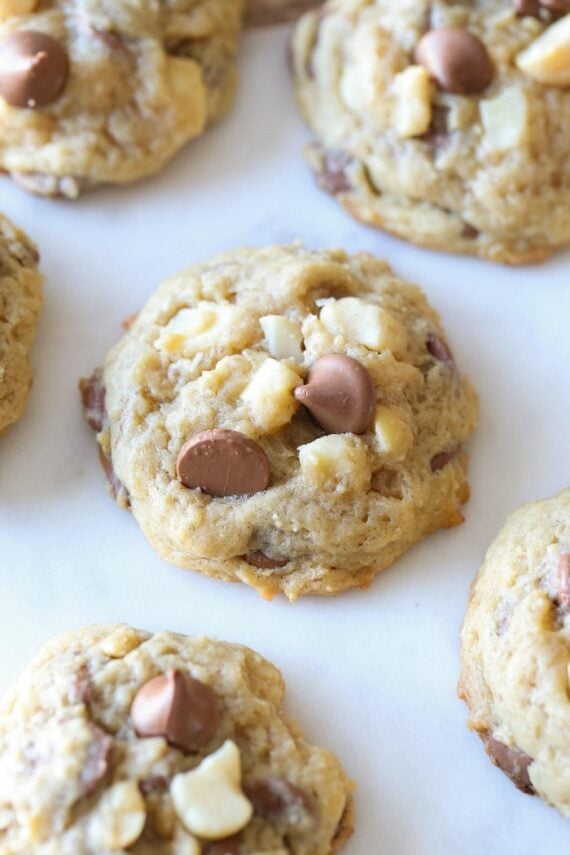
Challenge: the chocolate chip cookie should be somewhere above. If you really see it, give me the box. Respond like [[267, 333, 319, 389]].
[[291, 1, 570, 264], [459, 489, 570, 813], [0, 212, 42, 434], [81, 245, 478, 600], [0, 623, 354, 853], [0, 0, 243, 197]]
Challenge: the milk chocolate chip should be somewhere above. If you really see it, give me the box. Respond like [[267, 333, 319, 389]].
[[203, 838, 240, 855], [131, 669, 219, 753], [0, 31, 69, 108], [481, 732, 535, 794], [245, 777, 313, 821], [294, 354, 376, 434], [514, 0, 541, 14], [177, 429, 271, 498], [245, 550, 289, 569], [415, 28, 493, 94], [426, 333, 454, 366]]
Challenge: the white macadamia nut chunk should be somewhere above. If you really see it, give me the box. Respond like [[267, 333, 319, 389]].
[[241, 358, 302, 432], [392, 65, 432, 138], [259, 315, 303, 361], [374, 405, 413, 459], [165, 57, 207, 130], [299, 435, 370, 491], [99, 625, 141, 658], [90, 781, 146, 850], [516, 14, 570, 86], [480, 87, 529, 152], [319, 297, 408, 356], [171, 740, 252, 840], [155, 303, 249, 357]]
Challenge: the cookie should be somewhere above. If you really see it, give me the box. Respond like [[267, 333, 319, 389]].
[[459, 489, 570, 814], [0, 0, 243, 197], [0, 623, 354, 853], [291, 1, 570, 264], [80, 245, 478, 600], [0, 212, 42, 434]]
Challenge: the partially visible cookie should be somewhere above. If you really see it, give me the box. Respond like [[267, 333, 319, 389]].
[[0, 213, 42, 434], [291, 1, 570, 264], [0, 0, 243, 197], [81, 244, 478, 600], [0, 623, 354, 853], [459, 489, 570, 814]]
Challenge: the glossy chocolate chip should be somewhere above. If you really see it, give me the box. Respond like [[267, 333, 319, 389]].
[[555, 553, 570, 611], [81, 724, 113, 796], [430, 449, 458, 472], [80, 370, 105, 433], [245, 777, 313, 820], [426, 333, 454, 366], [415, 27, 493, 95], [0, 31, 69, 108], [481, 733, 535, 794], [131, 669, 219, 753], [294, 354, 376, 435], [203, 838, 240, 855], [177, 429, 271, 498], [245, 550, 289, 569]]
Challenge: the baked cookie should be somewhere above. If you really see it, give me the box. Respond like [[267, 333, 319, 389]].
[[0, 212, 42, 434], [0, 623, 354, 854], [0, 0, 243, 198], [291, 1, 570, 264], [459, 489, 570, 814], [80, 245, 478, 600]]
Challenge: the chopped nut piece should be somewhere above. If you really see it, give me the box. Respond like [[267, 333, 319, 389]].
[[516, 13, 570, 85], [99, 626, 141, 658], [319, 298, 408, 356], [259, 315, 303, 361], [480, 87, 529, 151], [155, 303, 248, 357], [241, 359, 302, 432], [171, 741, 253, 840], [374, 406, 413, 459], [90, 781, 146, 850], [392, 65, 432, 138], [298, 435, 370, 491]]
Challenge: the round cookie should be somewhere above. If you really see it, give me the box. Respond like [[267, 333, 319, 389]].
[[0, 0, 243, 198], [81, 245, 478, 600], [459, 489, 570, 814], [0, 212, 42, 434], [291, 1, 570, 264], [0, 623, 354, 853]]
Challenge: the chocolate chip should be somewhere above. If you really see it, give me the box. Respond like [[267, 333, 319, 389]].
[[316, 149, 352, 195], [419, 104, 450, 154], [70, 664, 92, 706], [481, 733, 535, 794], [426, 333, 454, 366], [80, 370, 105, 433], [98, 446, 129, 507], [462, 222, 479, 239], [245, 777, 313, 822], [245, 550, 289, 569], [203, 837, 240, 855], [294, 354, 376, 435], [555, 553, 570, 611], [415, 28, 493, 95], [131, 669, 219, 753], [139, 776, 169, 796], [430, 449, 458, 472], [80, 724, 113, 796], [540, 0, 570, 10], [514, 0, 541, 14], [0, 31, 69, 108], [176, 429, 271, 498]]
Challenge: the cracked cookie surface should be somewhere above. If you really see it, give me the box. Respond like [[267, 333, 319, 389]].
[[291, 0, 570, 264], [459, 489, 570, 814], [0, 0, 243, 197], [0, 212, 42, 434], [0, 623, 354, 854], [82, 245, 478, 600]]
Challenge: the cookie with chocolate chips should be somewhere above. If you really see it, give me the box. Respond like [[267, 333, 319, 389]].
[[0, 212, 42, 434], [0, 623, 354, 853], [80, 244, 478, 599], [0, 0, 243, 197], [459, 489, 570, 813], [291, 0, 570, 264]]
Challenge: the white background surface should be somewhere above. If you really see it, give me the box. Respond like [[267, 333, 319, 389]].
[[1, 25, 570, 855]]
